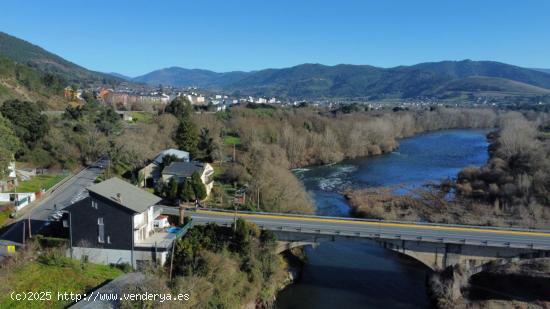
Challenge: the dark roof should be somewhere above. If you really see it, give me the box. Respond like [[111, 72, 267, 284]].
[[163, 161, 205, 178], [70, 273, 146, 309], [152, 148, 190, 165], [86, 177, 161, 213]]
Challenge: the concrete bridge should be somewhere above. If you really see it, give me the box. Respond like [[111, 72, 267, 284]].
[[161, 208, 550, 271]]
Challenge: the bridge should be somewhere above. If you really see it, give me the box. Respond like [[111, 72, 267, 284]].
[[161, 207, 550, 271]]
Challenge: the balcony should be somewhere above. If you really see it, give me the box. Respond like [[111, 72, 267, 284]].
[[134, 220, 192, 249], [134, 230, 177, 249]]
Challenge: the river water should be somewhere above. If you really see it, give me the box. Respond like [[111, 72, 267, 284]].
[[276, 129, 490, 309]]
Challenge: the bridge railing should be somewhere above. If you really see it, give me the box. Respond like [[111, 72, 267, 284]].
[[193, 218, 550, 250], [184, 207, 550, 234]]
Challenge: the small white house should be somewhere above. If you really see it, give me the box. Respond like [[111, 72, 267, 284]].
[[153, 215, 170, 229]]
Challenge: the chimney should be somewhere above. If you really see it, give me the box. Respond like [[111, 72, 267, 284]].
[[116, 193, 122, 203]]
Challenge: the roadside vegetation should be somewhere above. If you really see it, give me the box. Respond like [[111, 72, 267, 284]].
[[120, 219, 289, 308], [0, 204, 11, 226]]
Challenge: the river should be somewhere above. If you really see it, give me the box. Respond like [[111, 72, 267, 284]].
[[276, 129, 490, 308]]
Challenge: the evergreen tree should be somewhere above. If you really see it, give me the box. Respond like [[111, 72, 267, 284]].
[[154, 179, 165, 196], [198, 128, 215, 162], [191, 171, 207, 200], [174, 116, 198, 157], [161, 154, 183, 171], [180, 180, 195, 202], [166, 177, 179, 200], [0, 99, 49, 148], [169, 96, 198, 157], [165, 96, 193, 118]]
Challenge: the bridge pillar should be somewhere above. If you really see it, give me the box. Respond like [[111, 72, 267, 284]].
[[276, 240, 317, 254], [376, 239, 545, 272]]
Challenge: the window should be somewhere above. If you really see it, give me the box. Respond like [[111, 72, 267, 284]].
[[91, 200, 98, 209], [107, 236, 111, 244], [98, 217, 105, 243]]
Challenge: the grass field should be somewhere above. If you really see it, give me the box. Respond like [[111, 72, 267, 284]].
[[223, 135, 241, 146], [0, 205, 11, 227], [130, 111, 154, 124], [0, 258, 123, 308], [9, 174, 66, 193], [250, 107, 276, 117]]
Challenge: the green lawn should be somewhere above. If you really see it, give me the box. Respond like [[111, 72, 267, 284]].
[[130, 111, 154, 124], [217, 182, 236, 196], [211, 163, 225, 180], [251, 107, 276, 117], [0, 259, 123, 308], [538, 131, 550, 140], [0, 206, 11, 227], [223, 135, 241, 146], [9, 174, 66, 193]]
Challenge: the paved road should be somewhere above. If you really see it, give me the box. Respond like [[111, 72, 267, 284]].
[[0, 158, 107, 243], [161, 208, 550, 250]]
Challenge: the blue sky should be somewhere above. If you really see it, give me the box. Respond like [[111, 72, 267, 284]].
[[1, 0, 549, 76]]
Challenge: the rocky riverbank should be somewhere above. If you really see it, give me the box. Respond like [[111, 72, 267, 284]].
[[245, 247, 306, 308]]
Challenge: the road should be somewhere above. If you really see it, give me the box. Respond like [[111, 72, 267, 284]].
[[162, 208, 550, 250], [0, 158, 107, 243]]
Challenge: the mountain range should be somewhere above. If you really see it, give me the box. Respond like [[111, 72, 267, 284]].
[[1, 31, 550, 101], [131, 62, 550, 99], [532, 68, 550, 75]]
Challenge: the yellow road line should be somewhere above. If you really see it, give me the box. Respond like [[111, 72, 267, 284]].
[[195, 210, 550, 238]]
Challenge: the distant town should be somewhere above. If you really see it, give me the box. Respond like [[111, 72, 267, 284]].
[[61, 80, 530, 117]]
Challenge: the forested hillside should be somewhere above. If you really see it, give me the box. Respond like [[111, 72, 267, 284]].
[[0, 32, 121, 86], [0, 55, 66, 108]]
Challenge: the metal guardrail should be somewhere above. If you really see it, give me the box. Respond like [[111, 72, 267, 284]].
[[185, 207, 550, 234], [189, 217, 550, 250], [175, 219, 193, 237]]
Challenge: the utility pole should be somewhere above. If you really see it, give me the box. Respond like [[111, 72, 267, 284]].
[[233, 144, 236, 162], [169, 238, 176, 282], [22, 221, 25, 245], [28, 215, 31, 239], [257, 187, 260, 211], [179, 203, 185, 225], [233, 203, 237, 232]]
